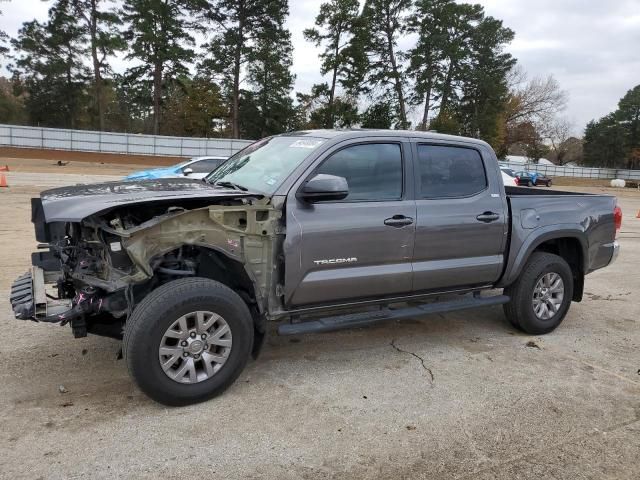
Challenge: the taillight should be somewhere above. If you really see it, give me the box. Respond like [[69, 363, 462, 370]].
[[614, 205, 622, 238], [514, 177, 519, 186]]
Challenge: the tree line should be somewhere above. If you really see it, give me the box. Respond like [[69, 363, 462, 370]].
[[0, 0, 608, 165]]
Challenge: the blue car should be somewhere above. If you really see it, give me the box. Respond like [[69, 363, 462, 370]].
[[124, 156, 228, 181]]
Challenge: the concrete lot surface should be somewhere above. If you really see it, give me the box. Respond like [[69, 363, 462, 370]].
[[0, 161, 639, 479]]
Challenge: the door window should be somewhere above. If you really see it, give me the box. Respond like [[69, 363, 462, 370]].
[[316, 143, 403, 201], [417, 145, 487, 198]]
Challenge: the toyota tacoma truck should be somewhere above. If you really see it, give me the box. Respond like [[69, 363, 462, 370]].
[[10, 130, 621, 406]]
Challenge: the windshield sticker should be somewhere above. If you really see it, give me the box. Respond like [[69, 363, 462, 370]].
[[289, 139, 323, 149], [265, 178, 277, 186]]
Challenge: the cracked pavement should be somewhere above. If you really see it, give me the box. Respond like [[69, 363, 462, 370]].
[[0, 163, 639, 479]]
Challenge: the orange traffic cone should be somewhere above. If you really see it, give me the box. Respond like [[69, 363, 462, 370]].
[[0, 165, 8, 172], [0, 173, 7, 188]]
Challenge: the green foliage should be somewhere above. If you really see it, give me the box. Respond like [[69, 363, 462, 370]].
[[303, 0, 361, 127], [0, 78, 27, 124], [358, 0, 412, 129], [360, 102, 393, 129], [10, 0, 90, 128], [122, 0, 203, 134], [583, 85, 640, 168], [4, 0, 523, 145], [161, 76, 227, 137], [245, 0, 295, 137], [456, 16, 515, 149], [294, 83, 359, 129], [200, 0, 295, 139], [71, 0, 125, 130]]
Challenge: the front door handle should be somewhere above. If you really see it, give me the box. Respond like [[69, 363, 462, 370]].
[[476, 212, 500, 223], [384, 215, 414, 228]]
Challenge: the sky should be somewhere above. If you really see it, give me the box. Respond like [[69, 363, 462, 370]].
[[1, 0, 639, 134]]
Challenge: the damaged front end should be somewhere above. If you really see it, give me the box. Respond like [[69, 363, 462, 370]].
[[10, 178, 281, 339]]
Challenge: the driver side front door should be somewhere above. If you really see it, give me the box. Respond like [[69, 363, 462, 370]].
[[283, 139, 416, 307]]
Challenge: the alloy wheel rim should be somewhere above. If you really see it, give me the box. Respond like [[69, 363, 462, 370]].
[[158, 311, 232, 384], [532, 273, 564, 320]]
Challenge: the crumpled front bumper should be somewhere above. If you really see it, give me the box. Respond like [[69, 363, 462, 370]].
[[10, 267, 71, 322], [10, 270, 37, 320]]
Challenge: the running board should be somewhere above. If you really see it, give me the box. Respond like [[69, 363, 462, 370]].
[[277, 294, 510, 336]]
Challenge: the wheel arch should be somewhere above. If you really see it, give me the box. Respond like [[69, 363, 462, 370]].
[[501, 229, 587, 301], [149, 244, 267, 357]]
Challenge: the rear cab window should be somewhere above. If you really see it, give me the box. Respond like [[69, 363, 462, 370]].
[[416, 144, 487, 198]]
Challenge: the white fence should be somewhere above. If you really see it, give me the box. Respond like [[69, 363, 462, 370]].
[[0, 124, 254, 158], [499, 161, 640, 181]]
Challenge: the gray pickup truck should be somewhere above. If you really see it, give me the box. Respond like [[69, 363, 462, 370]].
[[10, 130, 621, 405]]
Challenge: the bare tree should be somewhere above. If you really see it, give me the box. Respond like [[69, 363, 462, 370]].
[[545, 117, 574, 165], [497, 69, 568, 157]]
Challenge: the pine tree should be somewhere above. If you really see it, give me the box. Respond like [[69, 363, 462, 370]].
[[0, 7, 9, 69], [407, 0, 451, 129], [200, 0, 259, 138], [201, 0, 295, 138], [584, 85, 640, 169], [457, 16, 515, 147], [358, 0, 411, 129], [70, 0, 124, 130], [303, 0, 361, 127], [122, 0, 203, 135], [11, 0, 90, 128], [245, 0, 295, 137]]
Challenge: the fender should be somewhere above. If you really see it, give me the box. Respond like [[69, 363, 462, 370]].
[[498, 224, 588, 287]]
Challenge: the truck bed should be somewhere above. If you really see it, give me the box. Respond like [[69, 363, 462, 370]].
[[505, 186, 595, 196], [501, 186, 617, 285]]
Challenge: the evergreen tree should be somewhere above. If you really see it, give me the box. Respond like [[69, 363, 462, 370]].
[[584, 85, 640, 169], [294, 84, 359, 129], [200, 0, 295, 138], [456, 16, 515, 148], [71, 0, 125, 130], [360, 101, 393, 129], [11, 0, 90, 128], [358, 0, 411, 129], [0, 6, 9, 69], [161, 76, 226, 137], [122, 0, 204, 134], [245, 0, 295, 137], [303, 0, 361, 127], [407, 0, 452, 129]]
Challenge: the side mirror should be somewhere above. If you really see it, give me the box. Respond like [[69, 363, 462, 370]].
[[183, 167, 194, 175], [297, 174, 349, 203]]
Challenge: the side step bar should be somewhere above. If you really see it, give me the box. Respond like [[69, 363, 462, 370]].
[[277, 294, 510, 336]]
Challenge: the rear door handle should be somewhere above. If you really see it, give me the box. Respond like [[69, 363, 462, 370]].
[[384, 215, 414, 227], [476, 212, 500, 223]]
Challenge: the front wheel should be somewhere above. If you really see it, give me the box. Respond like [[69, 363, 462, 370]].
[[547, 180, 553, 187], [526, 180, 533, 187], [123, 277, 254, 406], [503, 252, 574, 334]]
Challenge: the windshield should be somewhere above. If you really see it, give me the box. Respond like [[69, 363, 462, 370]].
[[205, 136, 326, 194]]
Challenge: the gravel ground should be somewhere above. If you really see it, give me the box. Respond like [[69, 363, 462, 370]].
[[0, 163, 639, 479]]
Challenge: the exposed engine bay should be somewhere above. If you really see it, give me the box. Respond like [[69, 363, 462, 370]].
[[11, 179, 282, 340]]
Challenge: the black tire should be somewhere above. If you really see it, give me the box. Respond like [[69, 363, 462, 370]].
[[503, 252, 573, 334], [124, 277, 254, 406], [547, 180, 552, 187], [526, 180, 533, 187]]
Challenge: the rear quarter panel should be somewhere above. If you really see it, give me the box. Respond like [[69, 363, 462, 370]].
[[499, 192, 617, 286]]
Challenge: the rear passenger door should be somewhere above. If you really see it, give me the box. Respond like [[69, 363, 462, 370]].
[[284, 139, 416, 306], [412, 143, 508, 292]]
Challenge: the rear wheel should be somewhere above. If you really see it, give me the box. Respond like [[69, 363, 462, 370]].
[[526, 180, 533, 187], [547, 179, 552, 187], [504, 252, 573, 334], [124, 277, 253, 406]]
